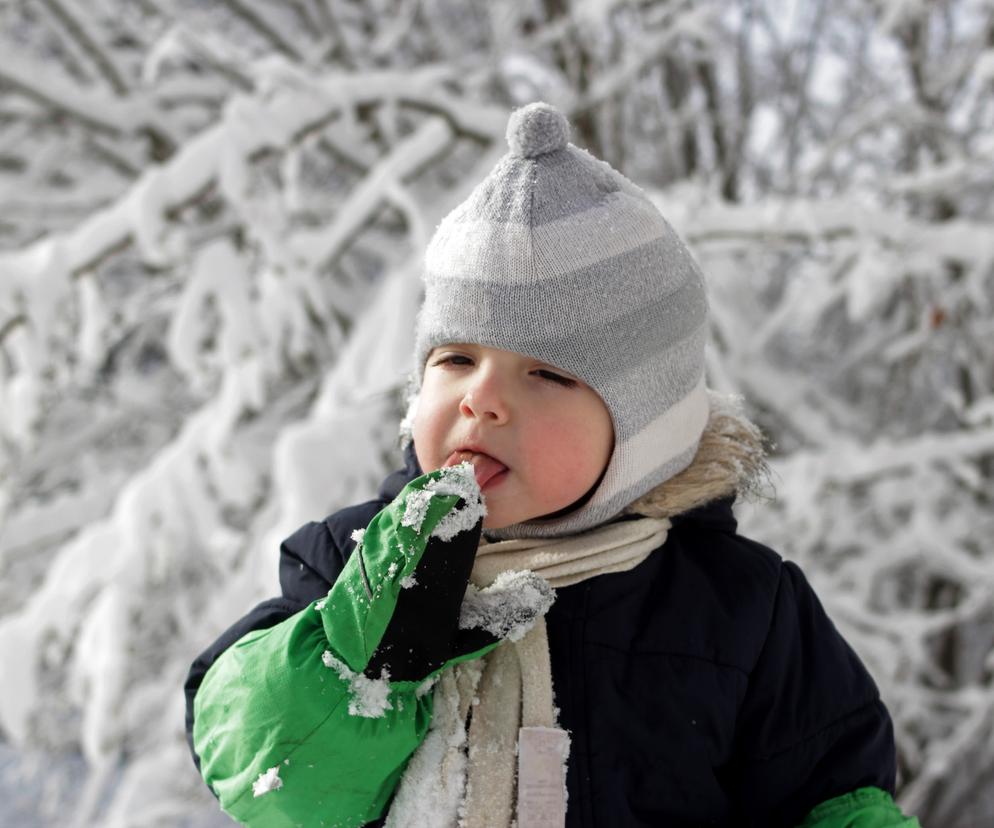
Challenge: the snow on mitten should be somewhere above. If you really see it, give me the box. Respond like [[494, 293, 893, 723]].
[[354, 462, 525, 681]]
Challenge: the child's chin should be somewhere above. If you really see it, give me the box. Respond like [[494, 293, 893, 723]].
[[483, 507, 546, 530], [482, 510, 519, 531], [482, 516, 509, 530]]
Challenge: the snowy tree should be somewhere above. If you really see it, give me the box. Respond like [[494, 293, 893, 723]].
[[0, 1, 991, 825]]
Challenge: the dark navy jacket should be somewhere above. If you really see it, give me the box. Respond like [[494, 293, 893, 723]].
[[185, 445, 896, 827]]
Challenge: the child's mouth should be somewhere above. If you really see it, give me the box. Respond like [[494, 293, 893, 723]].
[[443, 450, 509, 489]]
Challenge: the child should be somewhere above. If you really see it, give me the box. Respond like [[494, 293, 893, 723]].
[[185, 103, 919, 828]]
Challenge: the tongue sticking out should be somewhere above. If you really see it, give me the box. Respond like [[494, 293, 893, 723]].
[[444, 450, 508, 488]]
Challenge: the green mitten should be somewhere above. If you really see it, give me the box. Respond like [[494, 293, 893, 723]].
[[193, 464, 551, 828]]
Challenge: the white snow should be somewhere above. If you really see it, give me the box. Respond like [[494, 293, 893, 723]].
[[251, 765, 283, 797], [401, 489, 434, 534], [400, 463, 486, 541], [459, 571, 555, 642], [322, 650, 393, 718], [424, 464, 487, 542], [384, 664, 483, 827]]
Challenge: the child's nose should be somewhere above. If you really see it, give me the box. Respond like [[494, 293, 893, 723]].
[[459, 372, 510, 424]]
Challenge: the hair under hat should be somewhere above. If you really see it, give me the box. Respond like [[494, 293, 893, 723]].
[[412, 102, 710, 539]]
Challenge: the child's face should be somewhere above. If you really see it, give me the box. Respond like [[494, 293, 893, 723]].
[[413, 343, 614, 529]]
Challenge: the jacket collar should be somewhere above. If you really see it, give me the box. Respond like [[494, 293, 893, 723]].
[[378, 441, 423, 501], [668, 495, 738, 532]]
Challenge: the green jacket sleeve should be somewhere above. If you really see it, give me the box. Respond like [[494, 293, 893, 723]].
[[797, 787, 921, 828], [192, 467, 498, 828]]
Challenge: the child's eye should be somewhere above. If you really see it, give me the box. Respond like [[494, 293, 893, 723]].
[[535, 369, 576, 388], [431, 354, 473, 367]]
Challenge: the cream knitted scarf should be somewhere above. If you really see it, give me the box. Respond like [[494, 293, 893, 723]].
[[386, 399, 769, 828]]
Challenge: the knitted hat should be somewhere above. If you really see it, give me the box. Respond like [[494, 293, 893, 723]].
[[412, 102, 710, 538]]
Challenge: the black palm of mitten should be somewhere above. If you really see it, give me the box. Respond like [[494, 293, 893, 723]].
[[355, 465, 554, 681]]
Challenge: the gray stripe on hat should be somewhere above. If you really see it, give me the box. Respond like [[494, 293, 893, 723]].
[[448, 155, 538, 226], [530, 147, 652, 226], [529, 149, 627, 226], [445, 147, 637, 228]]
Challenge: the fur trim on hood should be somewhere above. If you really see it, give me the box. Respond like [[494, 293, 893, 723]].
[[624, 392, 773, 521]]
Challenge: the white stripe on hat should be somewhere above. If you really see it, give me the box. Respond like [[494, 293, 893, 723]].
[[591, 376, 710, 510]]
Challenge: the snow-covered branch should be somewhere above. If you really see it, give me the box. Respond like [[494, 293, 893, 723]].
[[0, 2, 992, 825], [0, 47, 147, 137], [37, 0, 132, 95]]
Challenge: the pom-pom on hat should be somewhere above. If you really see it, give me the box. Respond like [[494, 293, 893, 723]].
[[413, 102, 710, 539], [505, 102, 570, 158]]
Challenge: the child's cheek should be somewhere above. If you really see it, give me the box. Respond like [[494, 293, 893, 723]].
[[412, 404, 444, 472], [529, 419, 582, 474], [547, 415, 611, 481]]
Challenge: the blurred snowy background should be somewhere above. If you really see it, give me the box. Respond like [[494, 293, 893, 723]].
[[0, 0, 991, 825]]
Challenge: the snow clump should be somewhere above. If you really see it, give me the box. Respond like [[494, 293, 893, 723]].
[[322, 650, 393, 717], [425, 463, 486, 541], [252, 765, 284, 797], [460, 570, 555, 641], [400, 463, 486, 540], [401, 489, 434, 534]]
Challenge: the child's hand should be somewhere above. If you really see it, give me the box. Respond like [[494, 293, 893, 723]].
[[319, 462, 550, 684], [192, 468, 555, 827], [193, 465, 501, 826], [362, 462, 490, 680]]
